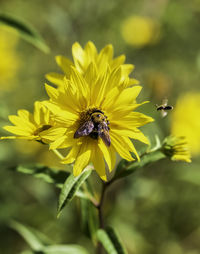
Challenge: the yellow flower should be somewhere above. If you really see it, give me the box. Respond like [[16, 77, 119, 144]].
[[171, 93, 200, 156], [162, 136, 191, 163], [120, 15, 160, 48], [0, 101, 56, 144], [45, 41, 139, 89], [0, 26, 20, 90], [42, 44, 153, 181]]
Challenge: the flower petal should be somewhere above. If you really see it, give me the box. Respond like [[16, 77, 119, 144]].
[[91, 143, 107, 181], [62, 145, 81, 164], [85, 41, 98, 60], [110, 131, 134, 161], [8, 115, 35, 131], [73, 138, 92, 176], [98, 139, 112, 172], [111, 129, 140, 160], [45, 72, 64, 87], [3, 125, 33, 136], [72, 42, 86, 73], [56, 55, 73, 75]]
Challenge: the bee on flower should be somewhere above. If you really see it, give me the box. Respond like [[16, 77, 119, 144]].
[[1, 42, 154, 181], [42, 42, 154, 181]]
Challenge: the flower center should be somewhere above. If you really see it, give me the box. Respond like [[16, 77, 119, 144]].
[[33, 124, 52, 136], [74, 108, 111, 146]]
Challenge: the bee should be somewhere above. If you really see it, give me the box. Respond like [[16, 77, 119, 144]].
[[74, 110, 111, 147], [156, 98, 173, 117]]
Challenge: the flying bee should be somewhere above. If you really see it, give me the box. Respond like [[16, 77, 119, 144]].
[[156, 98, 173, 117], [74, 110, 111, 147]]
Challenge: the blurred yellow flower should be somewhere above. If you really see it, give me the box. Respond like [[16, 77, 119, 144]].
[[162, 136, 191, 163], [0, 27, 20, 90], [46, 41, 139, 89], [171, 93, 200, 156], [120, 15, 160, 48], [0, 101, 56, 144], [43, 43, 154, 181]]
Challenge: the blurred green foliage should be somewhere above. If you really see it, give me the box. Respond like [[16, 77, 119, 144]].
[[0, 0, 200, 253]]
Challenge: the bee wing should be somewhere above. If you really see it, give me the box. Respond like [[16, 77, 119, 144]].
[[100, 131, 111, 147], [157, 106, 164, 111], [164, 105, 173, 110], [74, 121, 94, 138], [99, 124, 111, 147]]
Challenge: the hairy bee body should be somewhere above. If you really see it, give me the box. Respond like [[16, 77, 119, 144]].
[[74, 110, 111, 147]]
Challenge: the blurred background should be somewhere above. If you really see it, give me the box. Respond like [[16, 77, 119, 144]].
[[0, 0, 200, 253]]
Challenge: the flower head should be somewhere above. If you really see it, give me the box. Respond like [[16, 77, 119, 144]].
[[43, 43, 154, 181], [45, 41, 139, 89], [162, 136, 191, 163], [120, 15, 160, 48], [171, 93, 200, 156], [1, 101, 55, 144]]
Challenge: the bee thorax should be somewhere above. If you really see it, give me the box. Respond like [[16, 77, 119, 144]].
[[74, 108, 111, 146]]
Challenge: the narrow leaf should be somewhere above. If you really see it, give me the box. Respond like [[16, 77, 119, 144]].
[[80, 198, 90, 235], [0, 13, 50, 53], [42, 244, 89, 254], [9, 220, 44, 251], [97, 229, 117, 254], [10, 164, 89, 200], [80, 198, 98, 243], [113, 150, 166, 181], [57, 169, 92, 217], [11, 164, 70, 189], [97, 227, 128, 254], [106, 227, 128, 254], [88, 201, 99, 243]]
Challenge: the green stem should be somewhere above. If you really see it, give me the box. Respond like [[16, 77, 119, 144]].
[[97, 182, 106, 229], [94, 149, 165, 253], [52, 149, 65, 160], [96, 182, 107, 254]]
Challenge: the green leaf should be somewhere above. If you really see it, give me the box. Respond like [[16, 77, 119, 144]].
[[42, 244, 89, 254], [20, 251, 34, 254], [11, 164, 70, 189], [113, 150, 166, 181], [9, 220, 44, 251], [80, 198, 90, 235], [88, 201, 99, 243], [0, 13, 50, 53], [57, 169, 92, 218], [80, 198, 98, 243], [11, 164, 89, 200], [10, 221, 89, 254], [97, 227, 128, 254]]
